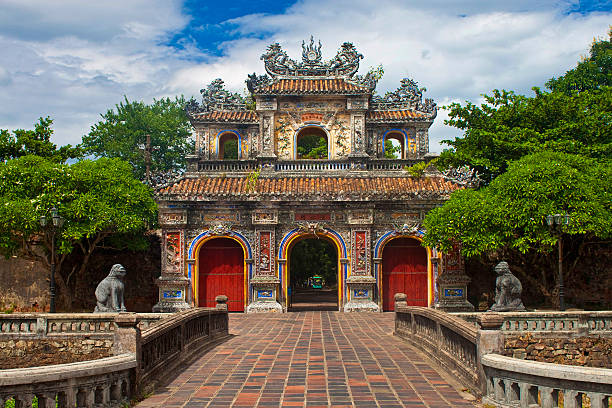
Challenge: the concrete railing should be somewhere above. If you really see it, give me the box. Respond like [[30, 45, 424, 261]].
[[395, 306, 480, 393], [0, 353, 135, 407], [454, 311, 612, 337], [481, 354, 612, 408]]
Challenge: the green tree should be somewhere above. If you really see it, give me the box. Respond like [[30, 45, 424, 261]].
[[384, 139, 401, 159], [290, 239, 337, 288], [82, 96, 194, 181], [423, 152, 611, 304], [297, 134, 328, 159], [546, 29, 611, 93], [0, 117, 82, 162], [438, 33, 612, 183], [0, 156, 158, 310]]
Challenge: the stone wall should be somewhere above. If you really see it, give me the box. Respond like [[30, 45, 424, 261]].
[[0, 338, 113, 369], [0, 256, 48, 312], [503, 333, 612, 368]]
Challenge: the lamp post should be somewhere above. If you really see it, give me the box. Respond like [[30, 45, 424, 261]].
[[545, 213, 570, 311], [40, 207, 64, 313]]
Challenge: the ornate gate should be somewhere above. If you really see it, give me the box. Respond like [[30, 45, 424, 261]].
[[382, 237, 428, 311], [198, 238, 245, 311]]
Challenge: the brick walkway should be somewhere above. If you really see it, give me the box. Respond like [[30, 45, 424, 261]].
[[137, 312, 477, 407]]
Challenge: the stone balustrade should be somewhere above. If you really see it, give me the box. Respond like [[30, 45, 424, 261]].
[[481, 353, 612, 408], [395, 306, 480, 393], [0, 313, 167, 339], [191, 158, 422, 174], [453, 311, 612, 337], [0, 353, 135, 407], [139, 307, 230, 389], [0, 304, 230, 405]]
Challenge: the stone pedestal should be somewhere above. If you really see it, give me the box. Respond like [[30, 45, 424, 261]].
[[247, 276, 283, 313], [344, 275, 379, 312], [435, 272, 475, 312], [152, 275, 191, 312]]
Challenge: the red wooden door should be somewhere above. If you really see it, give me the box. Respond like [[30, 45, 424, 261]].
[[198, 238, 244, 311], [382, 238, 428, 311]]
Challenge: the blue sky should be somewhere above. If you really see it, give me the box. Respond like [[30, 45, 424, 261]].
[[0, 0, 610, 152]]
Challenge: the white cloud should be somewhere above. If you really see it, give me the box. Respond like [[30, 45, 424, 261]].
[[0, 0, 609, 152]]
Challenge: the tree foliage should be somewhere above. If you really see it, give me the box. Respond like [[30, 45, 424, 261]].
[[82, 96, 193, 180], [290, 239, 337, 287], [0, 117, 82, 162], [384, 139, 401, 159], [547, 29, 611, 93], [0, 156, 158, 309], [423, 152, 611, 257], [438, 33, 612, 183], [297, 134, 328, 159]]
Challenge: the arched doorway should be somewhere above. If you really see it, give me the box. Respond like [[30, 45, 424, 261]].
[[218, 132, 239, 160], [296, 127, 328, 159], [198, 238, 245, 311], [382, 237, 428, 311], [287, 238, 338, 311], [383, 131, 404, 159]]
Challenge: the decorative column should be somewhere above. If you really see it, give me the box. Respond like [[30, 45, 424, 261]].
[[247, 211, 283, 312], [344, 210, 379, 312], [416, 126, 429, 157], [153, 210, 191, 312], [256, 97, 277, 162], [435, 243, 475, 312], [348, 97, 369, 162]]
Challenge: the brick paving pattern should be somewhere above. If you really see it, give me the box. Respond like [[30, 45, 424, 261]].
[[137, 312, 476, 407]]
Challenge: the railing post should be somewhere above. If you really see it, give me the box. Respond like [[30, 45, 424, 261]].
[[114, 313, 141, 393], [477, 312, 504, 394]]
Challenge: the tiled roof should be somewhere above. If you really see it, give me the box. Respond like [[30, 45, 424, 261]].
[[255, 79, 371, 95], [366, 110, 428, 121], [158, 176, 460, 201], [191, 111, 258, 123]]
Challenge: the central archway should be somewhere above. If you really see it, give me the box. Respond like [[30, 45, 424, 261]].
[[287, 238, 338, 311], [278, 228, 348, 311]]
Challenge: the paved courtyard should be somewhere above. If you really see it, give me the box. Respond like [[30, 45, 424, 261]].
[[137, 312, 477, 407]]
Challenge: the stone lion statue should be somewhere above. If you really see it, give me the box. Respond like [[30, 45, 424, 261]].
[[489, 261, 526, 312], [94, 264, 127, 313]]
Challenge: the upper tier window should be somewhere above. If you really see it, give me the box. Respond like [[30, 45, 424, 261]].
[[296, 127, 328, 160], [384, 132, 404, 159], [218, 132, 239, 160]]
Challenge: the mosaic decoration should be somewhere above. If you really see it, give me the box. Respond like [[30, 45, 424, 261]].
[[353, 288, 369, 298], [371, 78, 437, 117], [209, 223, 233, 236], [353, 115, 365, 150], [444, 288, 464, 297], [352, 230, 369, 275], [164, 231, 183, 275], [348, 210, 373, 225], [257, 290, 273, 299], [262, 116, 273, 150], [443, 242, 464, 274], [302, 113, 323, 123], [252, 211, 278, 225], [257, 231, 275, 276], [294, 212, 332, 221], [186, 78, 247, 114], [160, 211, 187, 226], [163, 290, 183, 299], [200, 212, 239, 223], [392, 221, 420, 235]]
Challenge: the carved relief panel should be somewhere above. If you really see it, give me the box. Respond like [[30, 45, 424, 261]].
[[351, 114, 365, 153], [348, 209, 373, 225], [256, 230, 275, 276], [351, 230, 370, 276], [163, 230, 184, 275], [252, 210, 278, 225], [159, 210, 187, 227]]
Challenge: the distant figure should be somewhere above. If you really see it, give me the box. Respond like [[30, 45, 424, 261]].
[[94, 264, 127, 312], [489, 261, 526, 312]]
